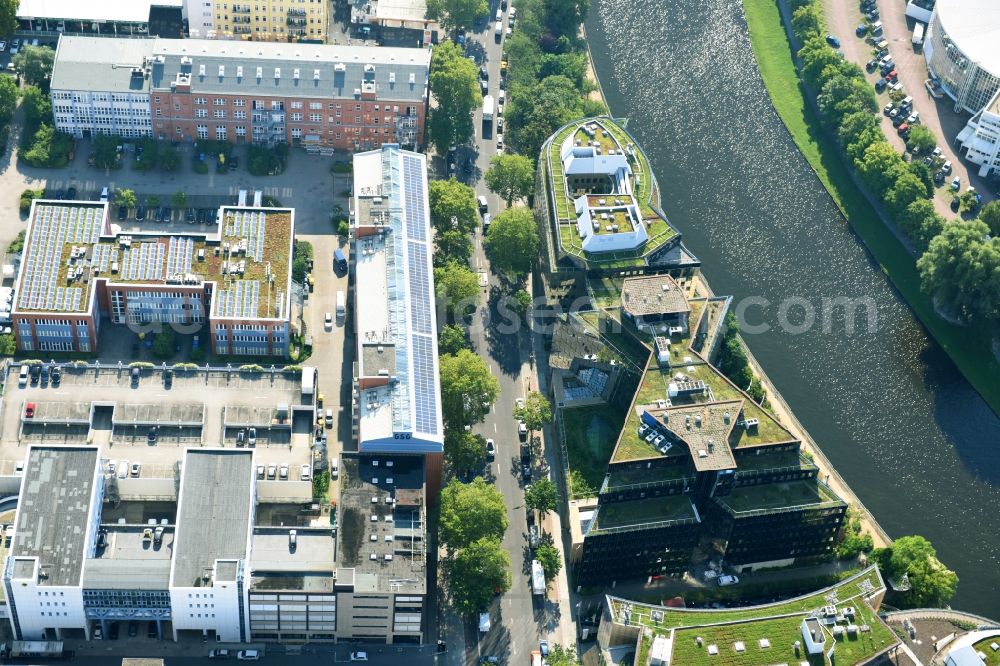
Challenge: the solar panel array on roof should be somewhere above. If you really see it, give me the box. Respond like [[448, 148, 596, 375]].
[[166, 236, 194, 278], [225, 210, 266, 261], [123, 242, 165, 281], [401, 155, 426, 243], [410, 333, 438, 435], [92, 244, 113, 273], [17, 204, 103, 312], [406, 241, 431, 335], [217, 280, 261, 318]]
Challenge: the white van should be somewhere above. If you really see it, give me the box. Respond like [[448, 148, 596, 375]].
[[330, 457, 339, 478], [100, 187, 110, 202], [495, 9, 502, 21], [477, 195, 488, 212], [335, 290, 346, 322], [18, 365, 29, 387]]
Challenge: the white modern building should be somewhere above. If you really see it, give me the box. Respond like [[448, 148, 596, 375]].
[[955, 92, 1000, 176], [561, 132, 651, 254], [2, 446, 427, 645], [924, 0, 1000, 115], [351, 145, 444, 490]]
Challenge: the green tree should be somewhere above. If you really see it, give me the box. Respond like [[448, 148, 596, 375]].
[[435, 228, 474, 265], [445, 537, 511, 614], [817, 74, 877, 126], [535, 542, 562, 581], [93, 135, 122, 170], [22, 123, 72, 168], [514, 390, 551, 432], [0, 75, 17, 126], [428, 41, 482, 153], [151, 327, 176, 359], [172, 191, 188, 208], [510, 288, 533, 317], [846, 126, 883, 162], [146, 195, 160, 207], [876, 535, 959, 608], [485, 153, 536, 206], [439, 349, 501, 426], [438, 324, 470, 355], [13, 45, 55, 86], [791, 2, 823, 42], [115, 189, 137, 209], [484, 206, 540, 280], [958, 189, 978, 214], [884, 171, 929, 217], [507, 75, 584, 160], [544, 645, 582, 666], [158, 144, 181, 171], [899, 200, 945, 253], [906, 124, 937, 154], [435, 261, 480, 311], [426, 0, 487, 31], [836, 111, 879, 147], [439, 478, 509, 550], [798, 37, 845, 87], [979, 200, 1000, 236], [857, 141, 907, 195], [917, 219, 1000, 322], [0, 0, 17, 37], [444, 430, 487, 477], [20, 86, 51, 128], [0, 333, 16, 356], [541, 0, 588, 41], [538, 53, 587, 88], [525, 477, 558, 518], [429, 177, 480, 234]]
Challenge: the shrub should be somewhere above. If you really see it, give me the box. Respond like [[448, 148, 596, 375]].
[[193, 161, 209, 175]]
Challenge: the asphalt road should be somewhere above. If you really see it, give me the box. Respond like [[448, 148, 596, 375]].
[[440, 5, 555, 665]]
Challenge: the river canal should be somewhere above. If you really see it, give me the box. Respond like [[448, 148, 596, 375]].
[[586, 0, 1000, 616]]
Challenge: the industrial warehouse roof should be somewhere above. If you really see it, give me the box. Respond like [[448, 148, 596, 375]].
[[934, 0, 1000, 81], [12, 446, 100, 587], [17, 0, 180, 23], [352, 146, 443, 452], [13, 201, 292, 320], [51, 36, 430, 102], [171, 450, 254, 588]]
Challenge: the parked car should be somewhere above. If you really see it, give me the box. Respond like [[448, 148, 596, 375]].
[[51, 365, 61, 387], [131, 366, 141, 387], [236, 651, 260, 661], [209, 649, 231, 659], [237, 429, 246, 446], [257, 465, 265, 479], [248, 427, 257, 446], [131, 462, 141, 477], [267, 464, 277, 479], [350, 652, 369, 661], [148, 427, 158, 444], [874, 78, 887, 93], [934, 170, 946, 185], [118, 205, 128, 221], [855, 24, 868, 37], [18, 365, 28, 387], [135, 205, 147, 221], [718, 574, 740, 586], [486, 438, 496, 460], [942, 160, 952, 174], [109, 622, 120, 640], [882, 102, 894, 115], [67, 186, 77, 198], [866, 58, 878, 72], [300, 464, 311, 481], [128, 622, 138, 637], [24, 402, 35, 418], [825, 34, 840, 48], [0, 41, 6, 51], [186, 207, 196, 222], [907, 112, 920, 124], [950, 176, 961, 190]]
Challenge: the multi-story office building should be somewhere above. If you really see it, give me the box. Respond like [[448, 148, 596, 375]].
[[351, 145, 444, 494], [924, 0, 1000, 116], [11, 200, 294, 356], [50, 37, 430, 152], [16, 0, 184, 37], [182, 0, 328, 42], [3, 446, 427, 645]]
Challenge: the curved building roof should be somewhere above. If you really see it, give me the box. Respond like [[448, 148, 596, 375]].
[[936, 0, 1000, 78]]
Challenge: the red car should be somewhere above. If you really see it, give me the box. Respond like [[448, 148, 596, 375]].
[[897, 123, 910, 135], [25, 402, 35, 418], [885, 69, 897, 82]]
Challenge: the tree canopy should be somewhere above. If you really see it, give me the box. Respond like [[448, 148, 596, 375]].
[[525, 477, 558, 518], [435, 261, 480, 312], [514, 390, 551, 431], [0, 75, 17, 126], [428, 42, 482, 153], [439, 349, 501, 427], [0, 0, 17, 37], [507, 75, 585, 160], [906, 124, 937, 154], [535, 542, 562, 581], [429, 177, 481, 235], [439, 478, 509, 550], [978, 200, 1000, 236], [484, 206, 540, 280], [445, 537, 511, 614], [115, 189, 137, 209], [917, 219, 1000, 322], [426, 0, 487, 32], [874, 535, 958, 608], [485, 153, 536, 206], [438, 324, 470, 355], [13, 45, 56, 86], [444, 430, 487, 477]]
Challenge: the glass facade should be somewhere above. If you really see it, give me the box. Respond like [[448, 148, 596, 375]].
[[925, 10, 1000, 114]]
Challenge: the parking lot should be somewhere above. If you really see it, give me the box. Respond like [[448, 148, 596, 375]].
[[0, 364, 316, 475]]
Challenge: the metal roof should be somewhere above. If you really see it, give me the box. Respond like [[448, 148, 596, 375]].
[[171, 449, 254, 588], [50, 37, 154, 94], [12, 446, 100, 587]]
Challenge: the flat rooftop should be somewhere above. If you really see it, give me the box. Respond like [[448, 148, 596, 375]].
[[12, 446, 99, 586], [716, 479, 844, 515], [14, 202, 292, 320], [250, 528, 336, 574], [646, 400, 742, 472], [353, 146, 442, 450], [171, 449, 254, 587], [591, 494, 697, 532], [337, 454, 426, 595], [18, 0, 179, 22], [621, 274, 691, 318]]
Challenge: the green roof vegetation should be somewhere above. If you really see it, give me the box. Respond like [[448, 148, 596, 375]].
[[592, 494, 695, 531], [734, 448, 814, 473], [669, 606, 896, 665], [561, 402, 626, 493], [716, 479, 842, 515], [605, 461, 694, 488], [545, 117, 678, 268], [973, 637, 1000, 666]]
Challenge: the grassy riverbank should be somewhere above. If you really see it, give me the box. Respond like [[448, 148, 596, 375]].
[[741, 0, 1000, 416]]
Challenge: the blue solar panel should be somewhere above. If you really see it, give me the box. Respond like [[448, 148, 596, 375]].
[[411, 333, 439, 435], [402, 154, 427, 242], [407, 240, 432, 335]]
